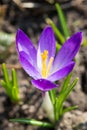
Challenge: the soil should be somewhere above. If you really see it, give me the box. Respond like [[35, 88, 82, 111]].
[[0, 0, 87, 130]]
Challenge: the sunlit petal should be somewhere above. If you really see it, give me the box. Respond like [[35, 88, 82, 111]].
[[31, 79, 58, 91], [16, 29, 37, 65], [48, 62, 75, 82], [53, 32, 82, 71], [19, 51, 41, 79], [37, 26, 56, 72]]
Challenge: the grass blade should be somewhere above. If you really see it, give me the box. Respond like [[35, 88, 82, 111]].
[[46, 18, 65, 44], [10, 118, 54, 128], [55, 3, 70, 38]]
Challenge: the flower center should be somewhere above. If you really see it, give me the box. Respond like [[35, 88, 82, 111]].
[[41, 50, 54, 78]]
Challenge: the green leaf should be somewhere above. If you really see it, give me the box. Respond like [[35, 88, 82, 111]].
[[55, 94, 64, 120], [0, 63, 20, 103], [63, 106, 78, 114], [12, 86, 19, 102], [55, 77, 78, 121], [55, 3, 70, 38], [0, 80, 6, 88], [12, 68, 18, 87], [82, 39, 87, 47], [2, 63, 10, 86], [63, 78, 78, 101], [46, 18, 65, 44], [11, 69, 19, 102], [49, 89, 56, 105], [61, 73, 72, 94], [10, 118, 54, 128], [56, 41, 61, 52]]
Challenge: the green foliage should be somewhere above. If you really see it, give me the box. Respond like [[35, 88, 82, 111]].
[[10, 73, 78, 127], [0, 63, 20, 103], [46, 2, 70, 53], [49, 88, 56, 105], [49, 73, 78, 123], [46, 18, 65, 44], [55, 3, 70, 39], [46, 5, 82, 123], [10, 118, 54, 128], [82, 38, 87, 47], [56, 41, 61, 52]]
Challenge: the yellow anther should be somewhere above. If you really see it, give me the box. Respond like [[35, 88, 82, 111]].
[[46, 57, 54, 77], [41, 50, 54, 78], [41, 50, 48, 60], [41, 50, 48, 77]]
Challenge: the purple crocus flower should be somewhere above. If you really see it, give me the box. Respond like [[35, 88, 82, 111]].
[[16, 26, 82, 92]]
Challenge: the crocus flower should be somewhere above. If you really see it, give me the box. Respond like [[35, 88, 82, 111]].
[[16, 26, 82, 92]]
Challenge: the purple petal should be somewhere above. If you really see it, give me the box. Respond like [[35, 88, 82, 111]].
[[48, 62, 75, 82], [31, 79, 58, 91], [16, 29, 37, 65], [37, 26, 56, 60], [19, 51, 41, 79], [53, 32, 82, 71], [37, 26, 56, 71]]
